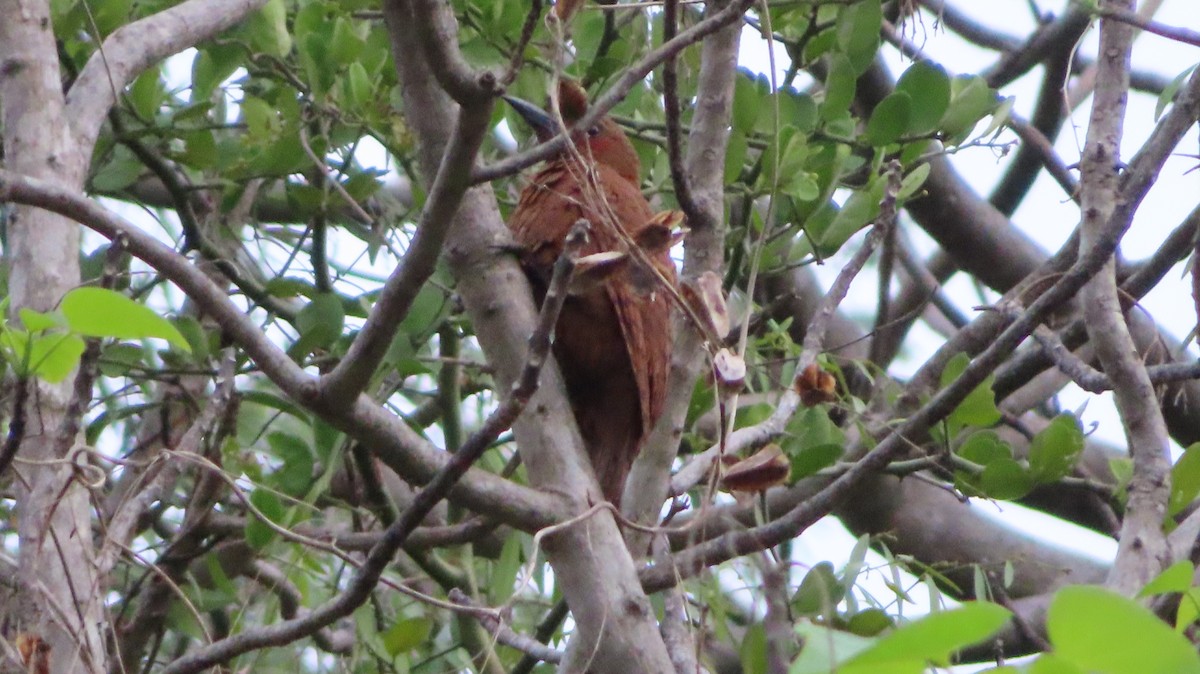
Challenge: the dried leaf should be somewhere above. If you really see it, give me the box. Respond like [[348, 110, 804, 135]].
[[796, 362, 837, 407], [721, 443, 790, 492], [635, 211, 688, 255], [712, 347, 746, 395], [569, 251, 628, 295], [682, 271, 731, 341]]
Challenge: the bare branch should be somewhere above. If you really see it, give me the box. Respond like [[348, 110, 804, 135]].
[[1080, 1, 1170, 595]]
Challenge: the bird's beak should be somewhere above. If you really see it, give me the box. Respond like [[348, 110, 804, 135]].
[[503, 95, 555, 140]]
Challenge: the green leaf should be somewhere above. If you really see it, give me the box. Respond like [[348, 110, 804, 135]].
[[381, 617, 431, 655], [1030, 653, 1087, 674], [399, 284, 449, 342], [267, 432, 315, 498], [245, 488, 286, 550], [242, 0, 292, 58], [61, 287, 190, 351], [865, 92, 912, 147], [1176, 587, 1200, 632], [793, 562, 845, 616], [848, 609, 893, 637], [940, 75, 997, 144], [979, 458, 1034, 500], [128, 69, 164, 120], [291, 293, 346, 358], [18, 308, 62, 332], [1156, 63, 1199, 120], [836, 0, 882, 75], [1048, 585, 1200, 674], [741, 623, 768, 674], [790, 443, 843, 480], [841, 602, 1011, 670], [957, 430, 1011, 466], [791, 622, 875, 674], [1170, 443, 1200, 516], [98, 342, 146, 378], [1139, 561, 1194, 598], [896, 162, 931, 201], [1028, 414, 1084, 483], [819, 178, 884, 255], [940, 352, 1001, 433], [895, 61, 951, 135], [732, 71, 762, 133], [489, 535, 523, 604], [821, 54, 857, 121], [27, 333, 86, 383]]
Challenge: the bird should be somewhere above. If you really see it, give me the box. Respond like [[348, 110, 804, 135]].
[[504, 79, 677, 504]]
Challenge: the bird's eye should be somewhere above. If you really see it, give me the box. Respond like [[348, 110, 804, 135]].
[[587, 125, 600, 137]]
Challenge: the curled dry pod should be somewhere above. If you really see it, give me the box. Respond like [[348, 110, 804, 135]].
[[712, 347, 746, 396], [721, 443, 791, 493], [796, 362, 837, 407]]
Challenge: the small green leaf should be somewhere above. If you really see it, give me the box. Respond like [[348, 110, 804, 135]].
[[267, 432, 315, 498], [1176, 587, 1200, 632], [1048, 585, 1200, 674], [895, 61, 951, 135], [957, 430, 1012, 466], [940, 75, 997, 144], [27, 333, 86, 383], [18, 308, 61, 332], [1170, 443, 1200, 516], [940, 352, 1001, 432], [1029, 414, 1085, 483], [741, 623, 768, 674], [789, 443, 843, 480], [847, 609, 893, 636], [1139, 561, 1194, 598], [791, 622, 875, 674], [819, 179, 884, 255], [61, 287, 190, 351], [821, 54, 857, 120], [843, 602, 1011, 670], [836, 0, 882, 75], [1156, 63, 1199, 120], [291, 293, 346, 357], [865, 92, 912, 147], [245, 488, 285, 550], [980, 459, 1034, 500], [489, 535, 524, 604], [896, 162, 931, 200], [381, 616, 431, 655], [794, 562, 845, 616], [733, 71, 762, 133]]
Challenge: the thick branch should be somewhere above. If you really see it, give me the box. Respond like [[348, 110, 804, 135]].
[[1080, 1, 1170, 596]]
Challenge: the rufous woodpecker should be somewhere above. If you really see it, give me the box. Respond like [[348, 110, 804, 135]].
[[505, 80, 676, 504]]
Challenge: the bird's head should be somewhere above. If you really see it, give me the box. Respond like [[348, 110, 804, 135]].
[[504, 79, 642, 185]]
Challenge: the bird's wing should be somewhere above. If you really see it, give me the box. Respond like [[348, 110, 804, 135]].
[[588, 168, 676, 436]]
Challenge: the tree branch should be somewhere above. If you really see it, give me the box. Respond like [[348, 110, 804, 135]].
[[1080, 1, 1170, 596]]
